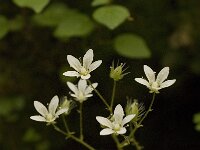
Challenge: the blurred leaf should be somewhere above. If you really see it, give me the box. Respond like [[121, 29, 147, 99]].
[[23, 128, 41, 142], [54, 12, 94, 38], [36, 141, 50, 150], [12, 0, 50, 13], [91, 0, 110, 7], [0, 15, 9, 39], [0, 96, 25, 117], [32, 3, 71, 27], [114, 33, 151, 59], [93, 5, 130, 29], [195, 124, 200, 132], [193, 113, 200, 124], [190, 57, 200, 75], [9, 16, 24, 31]]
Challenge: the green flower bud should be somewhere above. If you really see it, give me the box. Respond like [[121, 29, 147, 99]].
[[125, 99, 145, 122], [60, 96, 75, 115], [110, 61, 129, 81]]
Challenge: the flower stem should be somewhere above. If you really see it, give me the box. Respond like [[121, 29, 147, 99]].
[[121, 93, 156, 149], [80, 102, 84, 140], [110, 80, 117, 112], [112, 135, 123, 150], [53, 124, 95, 150], [87, 79, 111, 112], [62, 115, 70, 133]]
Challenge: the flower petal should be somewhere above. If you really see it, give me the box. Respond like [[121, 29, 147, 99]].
[[67, 82, 78, 95], [56, 108, 68, 116], [83, 49, 93, 69], [78, 79, 87, 92], [96, 116, 112, 128], [122, 114, 135, 126], [34, 101, 48, 116], [81, 74, 91, 80], [117, 127, 126, 134], [89, 60, 102, 72], [30, 115, 46, 122], [100, 128, 114, 135], [67, 55, 82, 72], [159, 79, 176, 89], [48, 95, 59, 115], [156, 67, 169, 84], [63, 71, 80, 77], [144, 65, 155, 83], [85, 83, 98, 95], [114, 104, 124, 123], [135, 78, 149, 87]]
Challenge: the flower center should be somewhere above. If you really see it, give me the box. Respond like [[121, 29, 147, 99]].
[[113, 123, 121, 131], [78, 91, 86, 101], [46, 113, 54, 122], [80, 67, 89, 76], [151, 82, 159, 89]]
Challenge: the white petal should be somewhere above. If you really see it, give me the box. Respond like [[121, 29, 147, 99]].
[[63, 71, 80, 77], [48, 95, 59, 115], [144, 65, 155, 83], [159, 79, 176, 89], [30, 115, 46, 122], [122, 114, 135, 126], [81, 74, 91, 79], [85, 94, 93, 98], [56, 108, 68, 116], [83, 49, 93, 69], [89, 60, 102, 72], [34, 101, 48, 116], [96, 116, 112, 128], [78, 79, 87, 92], [100, 128, 114, 135], [114, 104, 124, 123], [67, 82, 78, 95], [67, 55, 82, 72], [156, 67, 169, 84], [85, 83, 98, 95], [135, 78, 150, 87], [117, 127, 126, 135]]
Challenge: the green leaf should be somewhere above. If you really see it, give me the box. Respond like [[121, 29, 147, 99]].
[[32, 3, 70, 27], [9, 16, 24, 31], [54, 12, 94, 38], [114, 34, 151, 59], [12, 0, 50, 13], [93, 5, 130, 30], [0, 15, 9, 39], [91, 0, 110, 7]]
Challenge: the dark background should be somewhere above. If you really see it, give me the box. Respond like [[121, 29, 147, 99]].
[[0, 0, 200, 149]]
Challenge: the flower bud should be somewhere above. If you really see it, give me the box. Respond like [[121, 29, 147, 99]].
[[60, 96, 75, 115], [125, 99, 144, 122], [110, 61, 129, 81]]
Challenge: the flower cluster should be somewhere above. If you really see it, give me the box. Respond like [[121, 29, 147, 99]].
[[30, 48, 176, 150]]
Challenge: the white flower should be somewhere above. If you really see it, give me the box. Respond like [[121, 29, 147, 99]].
[[96, 104, 135, 135], [67, 79, 98, 103], [63, 49, 102, 79], [135, 65, 176, 93], [30, 95, 67, 123]]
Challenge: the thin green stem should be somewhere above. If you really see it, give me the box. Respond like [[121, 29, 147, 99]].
[[70, 135, 96, 150], [87, 79, 111, 112], [112, 135, 123, 150], [110, 80, 117, 112], [53, 124, 95, 150], [62, 115, 70, 133], [79, 102, 84, 140], [121, 93, 156, 148]]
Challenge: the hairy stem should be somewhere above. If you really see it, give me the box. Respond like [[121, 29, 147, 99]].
[[80, 102, 84, 140], [87, 79, 111, 112], [110, 80, 117, 112]]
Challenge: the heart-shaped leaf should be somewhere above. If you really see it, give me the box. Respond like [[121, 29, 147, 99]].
[[93, 5, 130, 30]]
